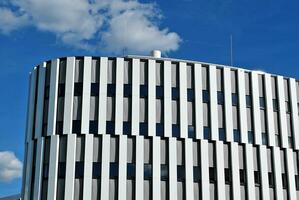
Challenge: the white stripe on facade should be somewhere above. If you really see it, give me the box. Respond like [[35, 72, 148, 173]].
[[98, 57, 108, 134], [245, 144, 256, 200], [201, 140, 210, 200], [152, 136, 161, 200], [251, 72, 262, 145], [64, 134, 77, 200], [264, 74, 275, 147], [81, 57, 92, 134], [115, 58, 124, 135], [101, 134, 110, 200], [289, 78, 299, 150], [168, 137, 178, 200], [224, 68, 233, 142], [34, 63, 46, 139], [148, 59, 156, 137], [237, 69, 248, 143], [230, 142, 241, 200], [63, 57, 76, 134], [277, 76, 288, 148], [179, 62, 188, 138], [47, 135, 59, 200], [47, 59, 59, 136], [135, 136, 144, 200], [209, 65, 219, 140], [83, 134, 93, 199], [164, 61, 172, 138], [259, 145, 270, 200], [194, 64, 203, 139], [118, 135, 127, 200], [272, 147, 283, 200], [286, 149, 297, 200], [33, 138, 44, 200], [216, 141, 226, 200], [131, 59, 140, 136], [185, 138, 194, 200]]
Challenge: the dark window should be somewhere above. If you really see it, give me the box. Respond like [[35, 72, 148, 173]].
[[177, 166, 185, 181], [248, 131, 254, 144], [161, 165, 169, 181], [254, 171, 260, 185], [58, 83, 65, 97], [156, 123, 164, 137], [225, 168, 231, 184], [172, 125, 180, 138], [268, 172, 274, 188], [109, 163, 118, 179], [172, 88, 179, 100], [233, 130, 240, 143], [240, 169, 246, 185], [107, 84, 116, 97], [156, 86, 163, 99], [89, 121, 98, 134], [140, 123, 148, 136], [203, 90, 209, 103], [259, 97, 266, 109], [72, 120, 81, 134], [92, 162, 101, 179], [246, 95, 252, 107], [74, 82, 83, 96], [140, 85, 148, 98], [193, 166, 201, 182], [262, 133, 268, 145], [295, 175, 299, 190], [286, 102, 291, 113], [273, 99, 279, 111], [217, 92, 224, 105], [43, 164, 49, 179], [127, 163, 135, 180], [187, 89, 195, 102], [91, 83, 99, 96], [124, 84, 132, 97], [219, 128, 225, 141], [144, 164, 152, 180], [75, 162, 84, 178], [188, 126, 195, 139], [232, 94, 238, 106], [58, 162, 66, 178], [209, 167, 216, 182], [123, 122, 132, 135], [282, 174, 287, 189], [204, 127, 210, 140], [56, 121, 63, 135], [106, 121, 115, 134]]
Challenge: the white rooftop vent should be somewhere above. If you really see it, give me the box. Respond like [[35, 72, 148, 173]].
[[151, 50, 161, 58]]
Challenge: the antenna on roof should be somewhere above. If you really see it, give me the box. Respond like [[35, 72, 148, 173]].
[[230, 34, 233, 67]]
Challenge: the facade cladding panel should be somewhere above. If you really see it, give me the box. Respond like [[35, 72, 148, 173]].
[[22, 55, 299, 200]]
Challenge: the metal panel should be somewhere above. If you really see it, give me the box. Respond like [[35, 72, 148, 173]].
[[21, 143, 28, 198], [230, 142, 241, 200], [169, 137, 178, 200], [209, 65, 219, 140], [23, 141, 33, 200], [135, 136, 144, 200], [259, 146, 270, 200], [98, 57, 108, 134], [216, 141, 226, 200], [194, 64, 203, 139], [201, 140, 210, 200], [286, 149, 297, 200], [179, 62, 188, 138], [264, 74, 275, 146], [152, 137, 161, 200], [118, 135, 127, 200], [101, 134, 110, 200], [289, 78, 299, 150], [277, 76, 288, 148], [83, 134, 93, 199], [115, 58, 124, 135], [47, 59, 59, 136], [64, 134, 76, 200], [63, 57, 76, 134], [33, 138, 44, 200], [185, 138, 194, 200], [237, 69, 248, 143], [47, 135, 60, 200], [251, 72, 262, 145], [148, 59, 156, 136], [272, 147, 283, 200], [245, 144, 256, 200], [34, 63, 46, 138], [26, 69, 37, 142], [224, 68, 233, 142], [131, 59, 140, 136], [81, 57, 92, 134], [164, 61, 172, 138]]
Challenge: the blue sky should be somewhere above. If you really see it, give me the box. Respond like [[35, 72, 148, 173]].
[[0, 0, 299, 197]]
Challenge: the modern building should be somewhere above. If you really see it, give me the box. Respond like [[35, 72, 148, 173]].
[[22, 51, 299, 200]]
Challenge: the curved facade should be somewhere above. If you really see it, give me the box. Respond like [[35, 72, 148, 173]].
[[21, 55, 299, 200]]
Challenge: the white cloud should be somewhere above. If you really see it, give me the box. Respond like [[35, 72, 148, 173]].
[[0, 151, 23, 182], [0, 0, 181, 53]]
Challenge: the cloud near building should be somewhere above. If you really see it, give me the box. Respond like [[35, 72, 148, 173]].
[[0, 151, 22, 182], [0, 0, 181, 54]]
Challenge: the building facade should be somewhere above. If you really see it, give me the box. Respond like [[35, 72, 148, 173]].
[[22, 54, 299, 200]]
